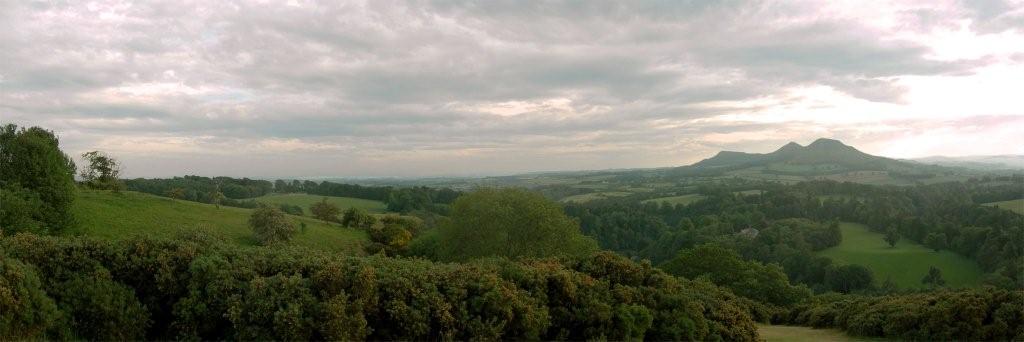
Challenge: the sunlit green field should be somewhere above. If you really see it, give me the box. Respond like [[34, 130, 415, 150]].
[[255, 193, 387, 214], [818, 222, 983, 289], [758, 324, 877, 342], [983, 198, 1024, 215], [641, 194, 706, 206], [70, 190, 367, 254]]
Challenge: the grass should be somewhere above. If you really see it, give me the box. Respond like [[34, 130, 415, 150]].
[[69, 190, 368, 254], [255, 193, 387, 215], [559, 191, 632, 203], [758, 324, 876, 342], [983, 198, 1024, 215], [641, 194, 706, 206], [818, 222, 983, 289]]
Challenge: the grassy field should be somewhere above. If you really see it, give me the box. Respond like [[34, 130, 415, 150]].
[[69, 190, 368, 254], [256, 193, 387, 215], [641, 194, 707, 206], [818, 222, 983, 289], [758, 324, 876, 342], [559, 191, 632, 203], [983, 198, 1024, 215]]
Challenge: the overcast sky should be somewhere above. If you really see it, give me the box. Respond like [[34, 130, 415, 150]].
[[2, 0, 1023, 178]]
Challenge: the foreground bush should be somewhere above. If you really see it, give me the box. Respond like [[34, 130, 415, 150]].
[[777, 288, 1024, 341], [0, 233, 759, 340]]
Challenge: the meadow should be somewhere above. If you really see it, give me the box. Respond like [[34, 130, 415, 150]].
[[757, 324, 875, 342], [983, 198, 1024, 215], [818, 222, 983, 288], [69, 190, 368, 254], [255, 192, 387, 214], [641, 193, 707, 206]]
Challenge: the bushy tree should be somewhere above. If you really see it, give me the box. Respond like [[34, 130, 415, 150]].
[[310, 198, 340, 223], [166, 188, 185, 200], [925, 232, 947, 252], [341, 207, 376, 229], [436, 188, 597, 261], [249, 206, 297, 245], [660, 244, 811, 306], [0, 124, 77, 234], [884, 225, 900, 248], [922, 266, 946, 288], [824, 264, 874, 293], [0, 256, 60, 339], [79, 150, 124, 191]]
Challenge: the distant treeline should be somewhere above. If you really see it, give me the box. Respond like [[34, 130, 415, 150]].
[[126, 176, 461, 214], [1, 233, 761, 341]]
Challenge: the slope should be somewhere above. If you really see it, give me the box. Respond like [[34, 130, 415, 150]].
[[69, 190, 368, 254]]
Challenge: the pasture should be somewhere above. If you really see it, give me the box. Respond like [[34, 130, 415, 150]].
[[818, 222, 983, 289], [256, 193, 387, 214], [983, 198, 1024, 215], [641, 194, 707, 206], [757, 324, 875, 342], [69, 190, 368, 254]]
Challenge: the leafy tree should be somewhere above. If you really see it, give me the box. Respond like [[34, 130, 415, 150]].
[[925, 232, 947, 252], [309, 198, 340, 223], [437, 188, 597, 261], [209, 191, 226, 209], [884, 225, 900, 248], [824, 264, 874, 293], [166, 188, 185, 200], [922, 266, 946, 288], [660, 244, 811, 306], [341, 207, 376, 229], [79, 151, 124, 191], [365, 215, 417, 256], [0, 124, 77, 234], [249, 206, 297, 245], [0, 257, 60, 339]]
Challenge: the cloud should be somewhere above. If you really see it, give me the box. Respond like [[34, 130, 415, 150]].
[[1, 0, 1022, 177]]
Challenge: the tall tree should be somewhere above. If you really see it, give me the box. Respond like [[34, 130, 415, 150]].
[[79, 151, 124, 191], [0, 124, 77, 234]]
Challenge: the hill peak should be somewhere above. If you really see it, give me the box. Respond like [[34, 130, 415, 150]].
[[807, 138, 846, 147]]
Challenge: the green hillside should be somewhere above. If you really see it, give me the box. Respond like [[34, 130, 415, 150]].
[[983, 198, 1024, 215], [69, 190, 368, 254], [818, 222, 983, 289], [641, 194, 706, 206], [256, 193, 387, 214], [757, 324, 875, 342]]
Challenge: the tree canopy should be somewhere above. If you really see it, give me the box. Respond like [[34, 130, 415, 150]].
[[0, 124, 77, 234]]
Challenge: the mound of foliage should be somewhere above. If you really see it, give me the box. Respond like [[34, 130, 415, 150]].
[[0, 233, 761, 341], [776, 288, 1023, 341]]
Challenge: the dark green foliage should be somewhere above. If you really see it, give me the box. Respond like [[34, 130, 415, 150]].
[[365, 215, 418, 256], [781, 287, 1024, 340], [277, 203, 303, 216], [0, 233, 761, 341], [309, 197, 341, 222], [884, 225, 900, 247], [126, 176, 273, 200], [341, 207, 377, 229], [437, 188, 598, 261], [0, 124, 77, 234], [823, 264, 874, 294], [249, 206, 297, 245], [52, 273, 151, 340], [661, 244, 811, 306], [0, 256, 60, 339], [79, 150, 125, 191], [922, 266, 946, 287], [925, 232, 948, 252]]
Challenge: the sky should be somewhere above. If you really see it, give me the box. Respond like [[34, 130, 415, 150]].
[[2, 0, 1023, 178]]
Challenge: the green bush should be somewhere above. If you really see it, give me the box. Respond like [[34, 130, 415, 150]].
[[0, 233, 760, 340], [0, 255, 60, 339]]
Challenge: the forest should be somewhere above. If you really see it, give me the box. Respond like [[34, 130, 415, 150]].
[[2, 123, 1023, 340]]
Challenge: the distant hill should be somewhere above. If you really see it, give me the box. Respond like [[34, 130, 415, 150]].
[[912, 155, 1024, 171], [676, 138, 959, 185]]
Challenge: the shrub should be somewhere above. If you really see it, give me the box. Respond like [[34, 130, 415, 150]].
[[249, 206, 297, 245], [0, 256, 60, 339]]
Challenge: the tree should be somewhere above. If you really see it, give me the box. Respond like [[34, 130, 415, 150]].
[[341, 208, 376, 229], [166, 188, 185, 200], [249, 206, 297, 245], [436, 188, 597, 261], [79, 150, 124, 191], [0, 124, 77, 234], [310, 198, 341, 223], [924, 232, 947, 252], [660, 244, 811, 306], [365, 215, 419, 256], [824, 264, 874, 293], [922, 266, 946, 288], [209, 191, 226, 209], [884, 225, 901, 248]]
